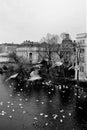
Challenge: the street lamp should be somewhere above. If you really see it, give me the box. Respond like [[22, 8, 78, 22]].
[[75, 42, 80, 86]]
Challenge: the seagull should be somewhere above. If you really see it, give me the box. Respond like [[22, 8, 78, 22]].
[[6, 73, 18, 81], [28, 70, 42, 81]]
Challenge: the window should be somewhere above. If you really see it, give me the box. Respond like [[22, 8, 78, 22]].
[[80, 56, 84, 62], [80, 66, 84, 72], [80, 48, 84, 53]]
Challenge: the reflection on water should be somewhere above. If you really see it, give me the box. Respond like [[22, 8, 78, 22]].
[[0, 75, 87, 130]]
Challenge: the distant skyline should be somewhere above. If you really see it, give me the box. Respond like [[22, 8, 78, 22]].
[[0, 0, 86, 43]]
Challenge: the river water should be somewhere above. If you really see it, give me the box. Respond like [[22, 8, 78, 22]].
[[0, 75, 87, 130]]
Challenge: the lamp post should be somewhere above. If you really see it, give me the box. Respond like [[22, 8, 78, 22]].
[[75, 43, 80, 85], [75, 42, 80, 98], [77, 46, 80, 86]]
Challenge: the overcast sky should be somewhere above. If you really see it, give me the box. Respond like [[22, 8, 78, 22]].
[[0, 0, 86, 43]]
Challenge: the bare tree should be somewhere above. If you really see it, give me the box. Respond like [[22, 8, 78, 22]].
[[39, 33, 60, 67], [9, 52, 20, 63], [40, 33, 59, 44], [60, 33, 71, 41]]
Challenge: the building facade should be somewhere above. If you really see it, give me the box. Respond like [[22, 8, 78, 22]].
[[0, 43, 18, 53], [0, 43, 18, 63], [60, 34, 76, 67], [76, 33, 87, 81], [0, 53, 9, 63], [16, 41, 41, 64]]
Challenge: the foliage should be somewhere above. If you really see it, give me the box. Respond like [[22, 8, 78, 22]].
[[7, 52, 31, 77]]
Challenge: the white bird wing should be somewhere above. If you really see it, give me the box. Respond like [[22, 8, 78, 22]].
[[28, 74, 42, 81], [6, 73, 18, 81]]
